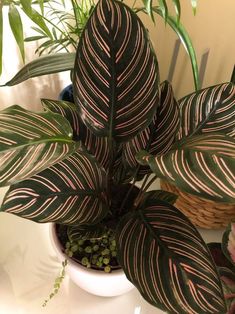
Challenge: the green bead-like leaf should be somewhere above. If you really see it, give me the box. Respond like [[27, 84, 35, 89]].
[[137, 134, 235, 203], [0, 105, 78, 187], [73, 0, 160, 142], [116, 197, 226, 313], [1, 151, 108, 226]]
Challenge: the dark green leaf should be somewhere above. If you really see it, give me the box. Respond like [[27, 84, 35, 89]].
[[122, 81, 179, 174], [2, 53, 75, 86], [1, 151, 109, 226], [67, 224, 107, 241], [143, 190, 178, 204], [116, 197, 226, 313], [222, 223, 235, 266], [0, 105, 78, 187], [41, 99, 112, 171], [137, 134, 235, 203], [8, 4, 25, 62], [73, 0, 160, 142], [178, 83, 235, 139]]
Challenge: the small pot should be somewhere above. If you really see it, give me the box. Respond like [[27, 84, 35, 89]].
[[49, 224, 134, 297]]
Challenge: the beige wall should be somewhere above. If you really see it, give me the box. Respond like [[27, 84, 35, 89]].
[[0, 1, 234, 107], [141, 0, 235, 98]]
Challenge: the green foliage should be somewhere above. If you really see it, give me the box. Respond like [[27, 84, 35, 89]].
[[42, 259, 68, 307], [0, 0, 233, 312], [1, 0, 199, 89]]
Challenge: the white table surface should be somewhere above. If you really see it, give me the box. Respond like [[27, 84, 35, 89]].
[[0, 186, 224, 314]]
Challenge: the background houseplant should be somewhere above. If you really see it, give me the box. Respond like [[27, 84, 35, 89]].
[[0, 0, 234, 313], [1, 0, 199, 91]]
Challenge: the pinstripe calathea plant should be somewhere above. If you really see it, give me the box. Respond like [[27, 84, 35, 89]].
[[0, 0, 235, 313]]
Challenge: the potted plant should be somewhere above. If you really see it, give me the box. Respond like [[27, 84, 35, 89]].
[[0, 0, 234, 313], [1, 0, 199, 91]]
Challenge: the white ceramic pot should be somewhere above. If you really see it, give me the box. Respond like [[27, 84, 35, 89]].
[[49, 224, 134, 297]]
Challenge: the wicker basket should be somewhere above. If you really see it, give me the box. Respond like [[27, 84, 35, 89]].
[[161, 180, 235, 229]]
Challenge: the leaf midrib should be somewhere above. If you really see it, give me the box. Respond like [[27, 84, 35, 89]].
[[0, 137, 76, 152]]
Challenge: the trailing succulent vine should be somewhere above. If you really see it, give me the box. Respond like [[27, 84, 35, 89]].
[[0, 0, 234, 313]]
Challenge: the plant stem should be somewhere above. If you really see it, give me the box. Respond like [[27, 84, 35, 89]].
[[134, 174, 158, 207]]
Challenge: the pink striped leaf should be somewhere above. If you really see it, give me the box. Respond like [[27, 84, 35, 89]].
[[178, 82, 235, 139], [73, 0, 160, 142], [122, 80, 179, 175], [0, 105, 79, 187], [137, 133, 235, 203], [41, 99, 112, 171], [67, 224, 107, 242], [222, 223, 235, 266], [116, 197, 226, 313], [1, 151, 109, 225]]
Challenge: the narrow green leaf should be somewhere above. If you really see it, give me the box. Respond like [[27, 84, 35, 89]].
[[0, 105, 79, 187], [158, 0, 168, 22], [1, 151, 108, 225], [24, 35, 47, 42], [142, 0, 154, 22], [116, 197, 226, 313], [153, 7, 199, 91], [2, 53, 75, 86], [8, 4, 25, 62], [0, 4, 3, 75], [20, 0, 52, 38], [190, 0, 197, 15], [171, 0, 181, 22]]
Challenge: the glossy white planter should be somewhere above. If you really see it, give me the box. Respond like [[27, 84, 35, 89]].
[[49, 224, 134, 297]]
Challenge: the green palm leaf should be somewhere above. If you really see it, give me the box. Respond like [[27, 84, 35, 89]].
[[41, 99, 112, 170], [73, 0, 160, 142], [153, 7, 199, 91], [0, 105, 78, 187], [116, 197, 226, 313], [8, 4, 25, 63], [2, 53, 75, 86], [137, 133, 235, 203], [1, 151, 108, 226], [178, 82, 235, 139]]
